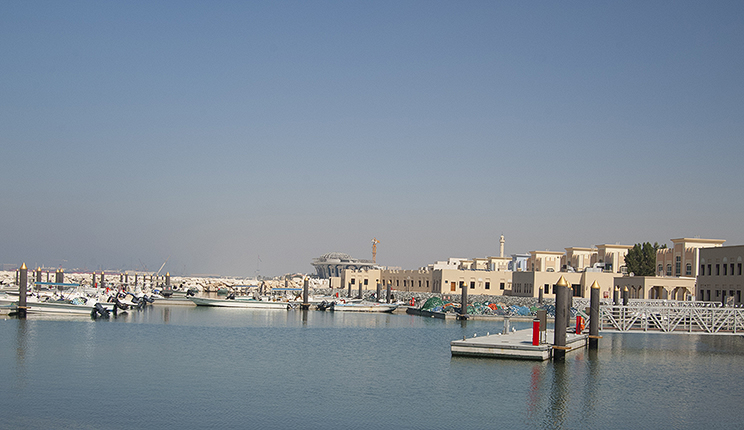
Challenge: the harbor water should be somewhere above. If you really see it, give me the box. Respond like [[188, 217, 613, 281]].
[[1, 306, 742, 429]]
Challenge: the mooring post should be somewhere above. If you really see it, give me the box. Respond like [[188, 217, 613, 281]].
[[538, 285, 544, 304], [376, 282, 382, 302], [166, 272, 171, 286], [18, 263, 28, 318], [357, 281, 362, 300], [532, 318, 540, 346], [553, 276, 568, 360], [301, 277, 310, 310], [458, 281, 468, 320], [386, 282, 391, 303], [613, 286, 619, 306], [622, 286, 629, 306], [589, 280, 600, 349], [36, 267, 42, 284], [565, 284, 573, 331], [101, 272, 105, 289], [134, 273, 138, 287], [347, 281, 352, 298], [125, 273, 128, 285]]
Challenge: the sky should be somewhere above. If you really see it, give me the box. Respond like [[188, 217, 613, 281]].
[[1, 1, 743, 277]]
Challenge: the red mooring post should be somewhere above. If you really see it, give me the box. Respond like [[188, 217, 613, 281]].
[[532, 318, 540, 345], [576, 316, 582, 334]]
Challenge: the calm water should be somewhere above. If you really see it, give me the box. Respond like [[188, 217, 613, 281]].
[[1, 306, 742, 429]]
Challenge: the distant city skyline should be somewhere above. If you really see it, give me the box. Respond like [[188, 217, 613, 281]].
[[2, 1, 742, 277]]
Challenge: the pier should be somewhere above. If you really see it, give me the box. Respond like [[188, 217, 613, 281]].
[[451, 330, 588, 361]]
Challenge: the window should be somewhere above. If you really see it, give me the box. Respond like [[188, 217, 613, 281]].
[[724, 264, 728, 276], [739, 263, 742, 276], [666, 264, 672, 276], [351, 279, 355, 284], [485, 282, 490, 290], [716, 264, 720, 276], [708, 264, 712, 275], [544, 284, 550, 294], [658, 264, 663, 275], [675, 256, 681, 275], [450, 282, 456, 292], [701, 264, 705, 275], [364, 279, 368, 285], [731, 264, 735, 276], [469, 281, 475, 289], [686, 263, 692, 276], [500, 282, 505, 290]]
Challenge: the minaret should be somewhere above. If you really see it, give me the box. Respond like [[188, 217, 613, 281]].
[[499, 235, 505, 258]]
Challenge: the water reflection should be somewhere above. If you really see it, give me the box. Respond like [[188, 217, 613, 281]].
[[544, 361, 570, 429], [15, 319, 29, 390]]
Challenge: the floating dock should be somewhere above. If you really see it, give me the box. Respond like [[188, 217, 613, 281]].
[[450, 329, 588, 361]]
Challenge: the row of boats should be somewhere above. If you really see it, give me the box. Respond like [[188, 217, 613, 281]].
[[187, 295, 399, 313], [0, 284, 399, 315]]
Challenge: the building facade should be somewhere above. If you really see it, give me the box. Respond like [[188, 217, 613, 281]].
[[312, 252, 377, 279], [697, 245, 744, 304], [656, 238, 725, 278]]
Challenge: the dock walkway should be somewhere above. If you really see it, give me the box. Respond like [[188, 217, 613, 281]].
[[451, 329, 587, 361]]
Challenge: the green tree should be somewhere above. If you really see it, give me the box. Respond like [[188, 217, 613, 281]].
[[625, 242, 664, 276]]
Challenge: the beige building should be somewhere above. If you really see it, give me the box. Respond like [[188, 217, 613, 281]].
[[592, 244, 633, 274], [656, 238, 725, 278], [697, 244, 744, 304], [562, 247, 596, 271], [613, 276, 696, 300], [510, 271, 618, 299], [527, 250, 563, 272]]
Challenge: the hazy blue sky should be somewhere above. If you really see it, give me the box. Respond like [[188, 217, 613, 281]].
[[2, 1, 743, 277]]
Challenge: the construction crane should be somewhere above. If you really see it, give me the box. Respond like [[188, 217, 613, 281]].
[[372, 238, 380, 263]]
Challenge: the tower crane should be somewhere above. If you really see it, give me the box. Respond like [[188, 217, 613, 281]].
[[372, 238, 380, 263]]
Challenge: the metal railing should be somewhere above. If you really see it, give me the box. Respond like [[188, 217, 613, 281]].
[[597, 301, 744, 334]]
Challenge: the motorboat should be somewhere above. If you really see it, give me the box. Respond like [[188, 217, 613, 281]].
[[12, 295, 115, 315], [187, 296, 290, 309], [329, 301, 398, 313]]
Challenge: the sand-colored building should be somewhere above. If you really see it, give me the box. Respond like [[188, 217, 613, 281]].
[[527, 250, 563, 272], [656, 238, 725, 277], [697, 244, 744, 304], [613, 276, 696, 300], [562, 247, 596, 271], [510, 271, 618, 299], [591, 244, 633, 274]]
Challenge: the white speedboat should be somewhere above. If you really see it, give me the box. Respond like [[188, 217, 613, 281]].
[[187, 296, 290, 309], [15, 296, 115, 315], [330, 301, 398, 313]]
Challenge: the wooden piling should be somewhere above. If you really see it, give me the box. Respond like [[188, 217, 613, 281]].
[[589, 280, 600, 349], [553, 276, 568, 360], [458, 281, 468, 320], [622, 286, 629, 306], [18, 263, 27, 318], [301, 277, 310, 310]]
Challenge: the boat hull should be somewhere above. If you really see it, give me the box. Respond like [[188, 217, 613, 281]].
[[19, 301, 115, 315], [188, 297, 289, 309], [331, 302, 398, 313]]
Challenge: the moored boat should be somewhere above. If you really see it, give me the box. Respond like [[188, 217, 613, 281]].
[[330, 301, 398, 313], [187, 296, 290, 309]]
